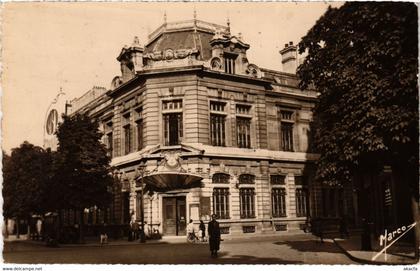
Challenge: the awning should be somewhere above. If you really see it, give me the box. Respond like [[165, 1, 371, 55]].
[[140, 172, 203, 192]]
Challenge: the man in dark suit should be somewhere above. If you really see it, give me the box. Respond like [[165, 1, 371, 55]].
[[208, 214, 221, 257]]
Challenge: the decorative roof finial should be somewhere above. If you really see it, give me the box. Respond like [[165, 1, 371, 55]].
[[164, 11, 167, 24], [133, 36, 140, 46], [226, 16, 231, 35], [193, 7, 197, 20]]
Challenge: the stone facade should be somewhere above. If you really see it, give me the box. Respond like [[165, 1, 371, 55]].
[[50, 18, 356, 237]]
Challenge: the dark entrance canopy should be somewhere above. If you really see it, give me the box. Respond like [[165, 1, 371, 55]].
[[141, 172, 203, 192]]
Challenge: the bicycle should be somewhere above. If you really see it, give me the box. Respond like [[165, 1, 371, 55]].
[[187, 232, 199, 243]]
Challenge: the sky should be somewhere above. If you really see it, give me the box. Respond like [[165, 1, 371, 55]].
[[2, 2, 342, 153]]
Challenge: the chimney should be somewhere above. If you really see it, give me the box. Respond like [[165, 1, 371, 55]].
[[279, 41, 298, 74]]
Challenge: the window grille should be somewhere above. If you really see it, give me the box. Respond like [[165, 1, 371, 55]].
[[210, 114, 226, 146], [270, 175, 286, 185], [295, 188, 308, 217], [213, 188, 230, 219], [212, 173, 230, 184], [272, 188, 287, 217], [239, 174, 255, 184], [237, 117, 251, 148], [240, 188, 255, 218]]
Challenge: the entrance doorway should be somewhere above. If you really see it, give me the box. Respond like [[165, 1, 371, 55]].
[[162, 196, 186, 236]]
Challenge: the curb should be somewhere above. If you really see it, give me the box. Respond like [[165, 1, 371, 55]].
[[332, 238, 417, 265], [5, 232, 314, 249]]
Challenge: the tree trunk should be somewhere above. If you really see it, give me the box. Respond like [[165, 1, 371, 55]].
[[57, 209, 62, 243], [16, 217, 20, 239], [411, 196, 419, 260], [27, 219, 30, 240], [79, 209, 85, 244]]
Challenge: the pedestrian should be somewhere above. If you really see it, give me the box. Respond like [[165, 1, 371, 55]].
[[339, 215, 349, 239], [36, 218, 43, 241], [186, 219, 197, 242], [100, 223, 108, 246], [208, 214, 221, 257], [199, 220, 206, 242], [132, 221, 139, 241]]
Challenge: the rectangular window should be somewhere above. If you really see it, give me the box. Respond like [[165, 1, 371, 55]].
[[210, 114, 226, 146], [281, 110, 293, 120], [163, 113, 183, 146], [124, 124, 132, 155], [224, 54, 236, 74], [236, 104, 251, 115], [104, 120, 113, 157], [136, 119, 143, 151], [106, 132, 113, 157], [281, 122, 294, 151], [213, 188, 230, 219], [162, 100, 182, 110], [240, 188, 255, 218], [237, 117, 251, 148], [272, 188, 287, 217], [210, 101, 225, 112], [296, 188, 308, 217]]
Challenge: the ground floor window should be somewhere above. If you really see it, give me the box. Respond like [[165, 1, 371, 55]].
[[213, 188, 230, 219], [272, 188, 287, 217], [240, 188, 255, 218], [295, 188, 308, 217]]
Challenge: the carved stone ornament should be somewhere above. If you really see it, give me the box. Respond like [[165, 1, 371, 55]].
[[210, 57, 222, 70], [164, 49, 174, 60], [246, 64, 260, 78], [146, 49, 197, 61], [110, 76, 123, 90], [164, 152, 180, 169]]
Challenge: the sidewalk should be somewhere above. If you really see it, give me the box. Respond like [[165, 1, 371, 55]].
[[333, 234, 418, 265], [4, 231, 313, 250]]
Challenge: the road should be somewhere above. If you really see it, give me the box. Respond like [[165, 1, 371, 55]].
[[3, 234, 357, 264]]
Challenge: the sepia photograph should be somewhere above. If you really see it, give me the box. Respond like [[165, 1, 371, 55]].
[[1, 1, 418, 269]]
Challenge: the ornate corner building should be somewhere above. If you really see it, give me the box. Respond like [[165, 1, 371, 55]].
[[44, 18, 357, 237]]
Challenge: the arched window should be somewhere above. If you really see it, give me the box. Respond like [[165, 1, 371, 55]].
[[212, 173, 230, 184]]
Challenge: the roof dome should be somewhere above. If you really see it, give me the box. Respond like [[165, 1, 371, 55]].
[[145, 19, 230, 61]]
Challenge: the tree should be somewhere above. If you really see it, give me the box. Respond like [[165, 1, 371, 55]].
[[54, 113, 113, 241], [298, 2, 418, 255], [3, 142, 55, 237]]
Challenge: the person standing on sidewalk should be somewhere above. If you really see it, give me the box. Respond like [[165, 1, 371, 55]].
[[208, 214, 221, 257], [199, 220, 206, 242], [100, 223, 108, 246]]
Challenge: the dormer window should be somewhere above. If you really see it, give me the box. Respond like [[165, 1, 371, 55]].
[[224, 53, 237, 74]]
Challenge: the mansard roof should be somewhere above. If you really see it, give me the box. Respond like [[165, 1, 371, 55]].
[[144, 19, 230, 61]]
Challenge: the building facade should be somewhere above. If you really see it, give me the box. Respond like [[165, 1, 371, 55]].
[[45, 18, 357, 237]]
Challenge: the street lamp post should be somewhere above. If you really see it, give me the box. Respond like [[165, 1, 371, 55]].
[[137, 163, 146, 243]]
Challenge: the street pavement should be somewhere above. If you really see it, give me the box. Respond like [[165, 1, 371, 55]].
[[3, 234, 357, 264]]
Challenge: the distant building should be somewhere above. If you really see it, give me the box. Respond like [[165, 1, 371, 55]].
[[45, 17, 357, 236]]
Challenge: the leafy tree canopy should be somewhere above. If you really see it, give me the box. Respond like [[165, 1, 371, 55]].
[[297, 2, 418, 185], [55, 113, 113, 210], [3, 142, 55, 218]]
